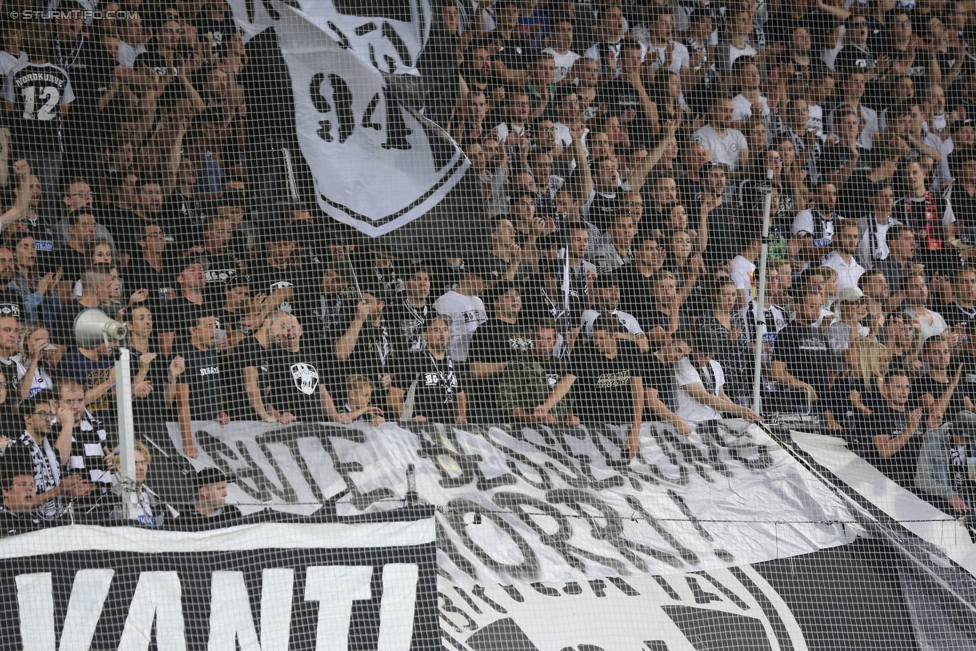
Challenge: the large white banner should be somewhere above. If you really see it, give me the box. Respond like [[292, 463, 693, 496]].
[[228, 0, 469, 237], [169, 420, 859, 585], [162, 419, 874, 648]]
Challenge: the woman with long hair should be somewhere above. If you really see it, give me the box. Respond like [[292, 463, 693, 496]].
[[825, 337, 891, 446], [661, 229, 696, 286], [13, 322, 59, 401], [650, 71, 681, 125], [7, 233, 61, 329], [742, 115, 768, 153], [773, 136, 809, 212]]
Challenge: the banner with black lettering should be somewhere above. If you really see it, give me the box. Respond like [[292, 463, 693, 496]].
[[160, 418, 976, 650], [168, 419, 861, 579], [0, 511, 438, 651], [227, 0, 469, 238]]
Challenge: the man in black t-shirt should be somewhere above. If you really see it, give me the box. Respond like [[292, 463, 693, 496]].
[[45, 210, 96, 284], [0, 248, 25, 322], [598, 42, 654, 144], [265, 312, 328, 423], [126, 222, 172, 314], [332, 291, 396, 412], [537, 314, 645, 458], [249, 227, 302, 314], [948, 266, 976, 330], [771, 283, 842, 409], [295, 262, 356, 359], [225, 309, 277, 423], [870, 369, 924, 489], [467, 281, 533, 419], [51, 7, 117, 177], [396, 315, 466, 424], [199, 215, 246, 309], [387, 264, 432, 353], [159, 255, 208, 356], [911, 336, 966, 429], [957, 324, 976, 406], [172, 312, 228, 459]]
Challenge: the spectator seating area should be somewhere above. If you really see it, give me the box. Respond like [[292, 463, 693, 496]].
[[0, 0, 974, 532]]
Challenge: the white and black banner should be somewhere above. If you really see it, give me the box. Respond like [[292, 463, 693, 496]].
[[167, 420, 860, 579], [228, 0, 469, 237], [160, 418, 918, 650], [0, 514, 439, 651]]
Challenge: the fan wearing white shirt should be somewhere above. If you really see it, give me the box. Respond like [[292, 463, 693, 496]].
[[543, 18, 582, 83], [731, 58, 769, 128], [433, 264, 490, 363], [673, 329, 762, 424], [730, 232, 762, 309], [0, 26, 26, 77], [823, 221, 866, 299], [494, 90, 531, 144], [692, 94, 749, 173], [116, 11, 150, 68], [646, 9, 689, 75]]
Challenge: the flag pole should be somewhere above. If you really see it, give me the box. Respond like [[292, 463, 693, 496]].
[[751, 170, 774, 415]]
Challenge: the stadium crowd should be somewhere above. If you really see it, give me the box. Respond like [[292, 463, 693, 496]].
[[0, 0, 975, 532]]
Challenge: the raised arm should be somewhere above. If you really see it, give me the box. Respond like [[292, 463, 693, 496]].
[[1, 166, 32, 229]]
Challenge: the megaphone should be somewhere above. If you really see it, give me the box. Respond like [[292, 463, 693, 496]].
[[74, 308, 128, 348]]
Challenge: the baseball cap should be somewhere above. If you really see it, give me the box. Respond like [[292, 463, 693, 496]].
[[168, 252, 210, 282], [182, 253, 211, 272], [836, 286, 865, 303], [226, 274, 251, 290], [194, 467, 228, 491]]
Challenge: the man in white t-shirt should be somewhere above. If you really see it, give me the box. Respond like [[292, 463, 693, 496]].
[[494, 90, 531, 144], [692, 94, 748, 172], [543, 18, 581, 83], [823, 221, 866, 298], [553, 90, 588, 172], [432, 262, 490, 363], [731, 58, 769, 125], [646, 9, 689, 75], [674, 329, 762, 424], [730, 231, 761, 308], [116, 11, 149, 67]]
